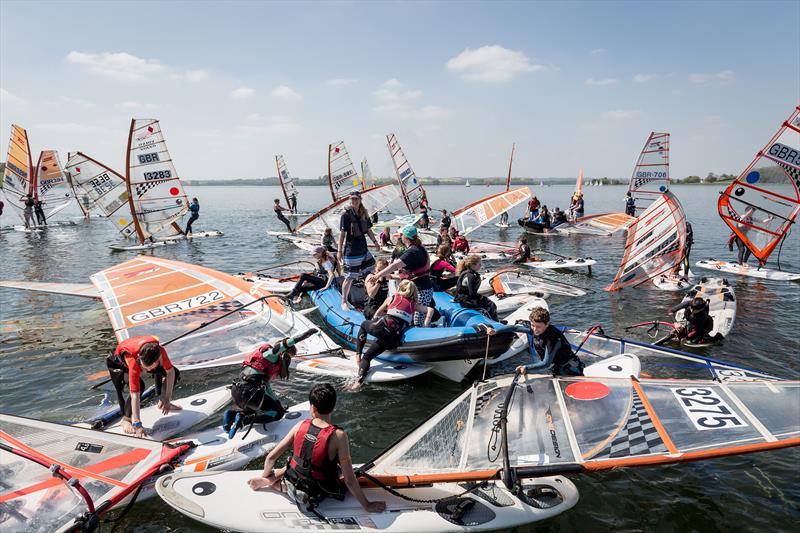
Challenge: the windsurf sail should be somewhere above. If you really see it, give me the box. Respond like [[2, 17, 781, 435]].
[[90, 256, 335, 370], [327, 141, 362, 202], [123, 119, 188, 245], [718, 106, 800, 264], [490, 268, 588, 297], [33, 151, 74, 219], [0, 413, 189, 533], [296, 184, 399, 235], [0, 280, 100, 299], [628, 132, 670, 210], [452, 187, 531, 235], [64, 152, 130, 220], [575, 168, 584, 195], [275, 154, 298, 208], [606, 191, 686, 291], [361, 157, 374, 188], [387, 133, 427, 213], [505, 143, 515, 191], [2, 124, 34, 223]]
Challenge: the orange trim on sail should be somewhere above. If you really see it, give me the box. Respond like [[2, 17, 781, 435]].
[[631, 380, 678, 454]]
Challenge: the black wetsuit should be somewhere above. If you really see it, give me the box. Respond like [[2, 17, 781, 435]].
[[186, 201, 199, 234], [683, 223, 694, 275], [362, 278, 389, 320], [513, 322, 584, 376], [356, 314, 406, 383], [670, 300, 715, 342], [274, 204, 293, 232], [625, 197, 636, 217], [454, 269, 498, 320], [288, 258, 336, 300], [322, 234, 338, 254], [514, 243, 531, 264], [33, 200, 46, 225], [230, 367, 286, 425], [440, 214, 451, 229]]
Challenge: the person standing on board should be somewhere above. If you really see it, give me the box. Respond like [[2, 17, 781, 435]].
[[499, 211, 509, 226], [338, 191, 379, 310], [727, 206, 771, 266], [440, 209, 451, 229], [624, 192, 636, 217], [682, 221, 694, 276], [20, 194, 34, 228], [288, 192, 298, 213], [513, 307, 584, 376], [185, 197, 200, 235], [105, 336, 182, 438], [273, 198, 295, 233], [527, 196, 540, 222], [247, 383, 386, 514], [573, 192, 584, 220], [33, 198, 47, 226]]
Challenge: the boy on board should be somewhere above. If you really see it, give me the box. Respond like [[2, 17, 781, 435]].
[[338, 191, 379, 310], [289, 192, 298, 213], [273, 198, 295, 233], [624, 192, 636, 216], [105, 335, 181, 437], [33, 198, 47, 226], [440, 209, 451, 229], [21, 194, 34, 228], [513, 307, 585, 376], [185, 197, 200, 235], [514, 236, 531, 263], [247, 383, 386, 514]]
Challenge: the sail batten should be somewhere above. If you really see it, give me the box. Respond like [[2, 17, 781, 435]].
[[2, 124, 34, 223], [327, 141, 362, 202], [628, 132, 670, 210], [387, 133, 426, 213]]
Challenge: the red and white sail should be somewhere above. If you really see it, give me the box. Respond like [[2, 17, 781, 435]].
[[33, 150, 74, 218], [453, 187, 531, 235], [297, 184, 399, 235], [606, 191, 686, 291], [327, 141, 362, 202], [65, 152, 130, 219], [276, 154, 299, 207], [387, 133, 427, 213], [2, 124, 34, 222], [718, 105, 800, 264], [628, 132, 670, 209]]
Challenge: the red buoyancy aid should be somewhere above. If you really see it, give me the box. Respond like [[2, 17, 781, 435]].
[[386, 294, 415, 324], [288, 419, 339, 484], [242, 343, 287, 380], [398, 245, 430, 281], [452, 237, 469, 252], [115, 335, 161, 358]]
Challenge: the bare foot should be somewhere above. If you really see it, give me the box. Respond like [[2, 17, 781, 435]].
[[121, 419, 134, 434], [340, 301, 349, 311]]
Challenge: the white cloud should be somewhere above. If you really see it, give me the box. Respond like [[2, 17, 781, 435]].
[[590, 48, 606, 55], [118, 101, 158, 110], [373, 79, 422, 102], [0, 87, 25, 107], [601, 109, 641, 120], [633, 73, 656, 83], [585, 77, 617, 86], [371, 80, 449, 120], [176, 69, 209, 82], [326, 78, 357, 87], [231, 87, 255, 99], [238, 114, 302, 136], [271, 85, 303, 102], [445, 45, 544, 82], [689, 70, 734, 86], [66, 51, 164, 81], [48, 96, 95, 108]]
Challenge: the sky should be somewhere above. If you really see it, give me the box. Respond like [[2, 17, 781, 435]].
[[1, 0, 798, 181]]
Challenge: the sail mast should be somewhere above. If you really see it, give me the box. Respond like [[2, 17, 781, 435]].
[[505, 143, 515, 191], [31, 149, 42, 200], [327, 143, 337, 202], [124, 118, 146, 245]]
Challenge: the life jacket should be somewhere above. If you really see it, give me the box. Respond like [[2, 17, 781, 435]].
[[344, 207, 368, 237], [241, 343, 290, 381], [284, 420, 344, 508], [452, 237, 469, 252], [454, 270, 481, 304], [518, 322, 582, 375], [386, 294, 415, 324], [399, 245, 430, 281], [365, 278, 389, 307], [113, 335, 167, 369]]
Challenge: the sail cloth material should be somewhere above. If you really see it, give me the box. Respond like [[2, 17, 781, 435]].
[[361, 157, 374, 188], [0, 413, 189, 533], [296, 184, 399, 235], [327, 141, 362, 202], [387, 133, 427, 213], [2, 124, 34, 222], [453, 187, 532, 235], [275, 154, 299, 207], [367, 374, 799, 483], [718, 105, 800, 263], [606, 191, 687, 291], [628, 132, 670, 210], [33, 151, 74, 218], [65, 152, 130, 219]]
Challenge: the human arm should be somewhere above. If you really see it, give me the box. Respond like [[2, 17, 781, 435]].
[[669, 300, 692, 314], [366, 227, 379, 247], [374, 259, 404, 280], [414, 304, 435, 327], [129, 391, 144, 437], [374, 298, 390, 318], [160, 367, 176, 415], [334, 430, 386, 513]]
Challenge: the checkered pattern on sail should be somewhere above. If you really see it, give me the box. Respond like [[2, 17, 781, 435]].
[[593, 390, 667, 458]]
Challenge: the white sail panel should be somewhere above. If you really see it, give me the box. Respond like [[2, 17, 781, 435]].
[[2, 124, 33, 222], [387, 133, 426, 213], [34, 151, 74, 218], [361, 157, 374, 187], [328, 141, 362, 202], [65, 152, 130, 219], [453, 187, 531, 235], [125, 119, 188, 243], [606, 191, 686, 291], [297, 184, 399, 235], [628, 132, 670, 209], [275, 154, 298, 207]]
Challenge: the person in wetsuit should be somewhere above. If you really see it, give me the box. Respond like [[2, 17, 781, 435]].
[[247, 383, 386, 514], [454, 254, 498, 320], [287, 246, 338, 303], [514, 236, 531, 264], [452, 230, 470, 254], [551, 207, 567, 226], [418, 204, 430, 229], [682, 221, 694, 276], [21, 194, 34, 228], [430, 244, 457, 291], [624, 192, 636, 217], [338, 191, 380, 310], [274, 198, 294, 233], [33, 199, 47, 226], [535, 205, 552, 228], [573, 193, 584, 220], [727, 206, 773, 267], [321, 228, 338, 255], [440, 209, 451, 229], [350, 280, 433, 389], [513, 307, 584, 376], [185, 197, 200, 235], [670, 296, 715, 343], [362, 258, 389, 320], [289, 192, 298, 213], [499, 211, 509, 226], [378, 226, 393, 249], [105, 336, 182, 437]]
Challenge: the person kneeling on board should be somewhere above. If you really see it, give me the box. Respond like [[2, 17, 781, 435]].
[[223, 329, 318, 438], [348, 280, 434, 391], [670, 297, 715, 344], [514, 307, 585, 377], [106, 336, 182, 438], [454, 255, 499, 321], [513, 236, 531, 264], [247, 383, 386, 514]]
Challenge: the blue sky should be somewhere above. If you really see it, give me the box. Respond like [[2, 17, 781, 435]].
[[1, 1, 798, 181]]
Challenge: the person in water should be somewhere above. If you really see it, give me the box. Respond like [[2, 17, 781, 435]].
[[288, 192, 298, 213], [362, 258, 389, 320], [452, 230, 470, 253], [514, 236, 531, 264], [454, 255, 498, 321], [430, 244, 457, 291], [551, 207, 567, 226], [0, 199, 4, 217], [670, 296, 715, 343], [338, 191, 379, 310], [273, 198, 294, 233], [624, 192, 636, 217], [247, 383, 386, 514], [379, 226, 393, 248], [321, 228, 338, 254], [527, 196, 540, 221], [351, 280, 434, 389], [21, 194, 35, 228], [513, 307, 584, 376], [287, 246, 338, 303], [33, 198, 47, 226], [185, 197, 199, 235], [440, 209, 451, 229], [105, 336, 181, 437], [499, 211, 509, 226], [372, 225, 433, 326]]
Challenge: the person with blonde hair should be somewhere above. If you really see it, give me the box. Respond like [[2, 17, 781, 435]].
[[513, 306, 584, 376], [348, 279, 434, 390], [454, 255, 498, 320]]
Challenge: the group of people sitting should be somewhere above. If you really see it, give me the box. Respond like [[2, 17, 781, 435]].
[[524, 196, 570, 229]]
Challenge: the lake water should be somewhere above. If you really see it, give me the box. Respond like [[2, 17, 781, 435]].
[[0, 184, 798, 532]]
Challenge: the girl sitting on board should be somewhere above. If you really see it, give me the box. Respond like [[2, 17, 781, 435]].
[[454, 255, 498, 321], [362, 258, 389, 320], [430, 244, 457, 291], [286, 246, 338, 304]]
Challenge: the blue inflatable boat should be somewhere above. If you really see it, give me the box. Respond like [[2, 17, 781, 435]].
[[311, 287, 517, 363]]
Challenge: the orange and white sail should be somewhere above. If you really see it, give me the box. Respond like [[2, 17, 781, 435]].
[[606, 191, 686, 291], [453, 187, 531, 235], [296, 184, 399, 235], [33, 150, 74, 218], [327, 141, 363, 202], [2, 124, 34, 222], [387, 133, 427, 213], [575, 167, 584, 195], [122, 119, 188, 244], [628, 132, 670, 210], [276, 154, 299, 207], [65, 152, 130, 219], [718, 105, 800, 264]]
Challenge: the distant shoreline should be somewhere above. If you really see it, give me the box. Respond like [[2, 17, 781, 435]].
[[183, 178, 736, 187]]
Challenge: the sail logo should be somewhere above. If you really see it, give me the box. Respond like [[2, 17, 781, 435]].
[[399, 168, 412, 180], [135, 125, 155, 142], [128, 290, 225, 323], [6, 161, 27, 179], [90, 173, 116, 195], [768, 142, 799, 167]]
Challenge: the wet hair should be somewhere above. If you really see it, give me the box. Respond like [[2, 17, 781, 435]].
[[274, 198, 280, 203], [324, 228, 332, 235], [192, 197, 198, 202], [529, 307, 550, 324], [309, 383, 337, 415], [396, 279, 419, 302], [375, 258, 389, 271], [139, 342, 161, 366], [456, 254, 481, 275], [690, 297, 706, 311], [436, 244, 451, 260]]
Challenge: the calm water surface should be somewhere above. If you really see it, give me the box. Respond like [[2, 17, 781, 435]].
[[1, 184, 798, 532]]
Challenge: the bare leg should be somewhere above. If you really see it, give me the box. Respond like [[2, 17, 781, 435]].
[[341, 278, 352, 310]]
